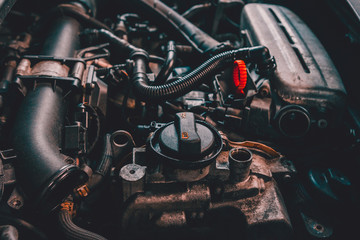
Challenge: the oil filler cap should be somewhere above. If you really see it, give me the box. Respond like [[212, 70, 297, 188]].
[[148, 112, 222, 169]]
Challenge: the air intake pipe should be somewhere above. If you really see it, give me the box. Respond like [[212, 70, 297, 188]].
[[12, 1, 96, 214]]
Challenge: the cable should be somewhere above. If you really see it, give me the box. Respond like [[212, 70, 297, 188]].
[[58, 201, 108, 240]]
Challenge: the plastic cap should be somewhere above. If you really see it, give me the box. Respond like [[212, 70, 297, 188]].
[[233, 60, 247, 95]]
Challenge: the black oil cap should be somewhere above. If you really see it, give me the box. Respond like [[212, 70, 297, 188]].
[[148, 112, 222, 169], [159, 112, 215, 159]]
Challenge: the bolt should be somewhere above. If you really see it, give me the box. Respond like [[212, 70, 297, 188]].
[[318, 119, 328, 129], [313, 224, 324, 233], [10, 199, 22, 207], [283, 174, 292, 183], [259, 87, 269, 97]]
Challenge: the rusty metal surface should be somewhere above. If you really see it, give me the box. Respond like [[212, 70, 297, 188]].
[[162, 164, 211, 182], [154, 211, 187, 228], [119, 144, 295, 238], [210, 180, 293, 239], [31, 61, 70, 77], [121, 183, 210, 229]]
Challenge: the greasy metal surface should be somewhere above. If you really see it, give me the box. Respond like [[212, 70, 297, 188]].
[[229, 147, 253, 182], [16, 59, 31, 76], [162, 164, 211, 182], [31, 61, 70, 77], [212, 179, 293, 239], [300, 212, 333, 238], [121, 183, 211, 229], [241, 4, 346, 107], [1, 0, 355, 239], [120, 144, 294, 238], [154, 211, 187, 228], [222, 175, 265, 200]]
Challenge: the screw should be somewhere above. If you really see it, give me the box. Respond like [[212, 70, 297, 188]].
[[10, 199, 22, 207]]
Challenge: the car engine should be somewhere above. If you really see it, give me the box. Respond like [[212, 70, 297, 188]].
[[0, 0, 359, 239]]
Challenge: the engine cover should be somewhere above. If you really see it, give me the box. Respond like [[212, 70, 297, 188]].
[[241, 4, 347, 134]]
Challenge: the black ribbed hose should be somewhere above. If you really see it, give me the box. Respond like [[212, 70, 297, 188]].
[[152, 40, 176, 86], [58, 210, 107, 240], [86, 134, 113, 192], [132, 46, 274, 101]]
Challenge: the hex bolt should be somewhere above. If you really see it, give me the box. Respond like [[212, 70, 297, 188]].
[[229, 148, 253, 182], [11, 199, 21, 207], [9, 198, 23, 209]]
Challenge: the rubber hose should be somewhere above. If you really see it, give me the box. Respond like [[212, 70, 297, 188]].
[[132, 46, 272, 101], [135, 0, 222, 53], [12, 5, 90, 213], [182, 3, 212, 19], [87, 134, 113, 191], [12, 83, 87, 213], [58, 210, 107, 240], [83, 29, 142, 55], [152, 41, 176, 86]]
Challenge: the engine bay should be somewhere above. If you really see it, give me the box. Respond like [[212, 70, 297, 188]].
[[0, 0, 359, 239]]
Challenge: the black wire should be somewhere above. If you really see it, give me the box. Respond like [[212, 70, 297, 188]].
[[84, 104, 101, 154], [77, 43, 110, 58], [58, 209, 107, 240], [225, 16, 240, 28], [149, 55, 165, 64]]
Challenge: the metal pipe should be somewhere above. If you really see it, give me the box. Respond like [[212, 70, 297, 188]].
[[229, 148, 253, 182]]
